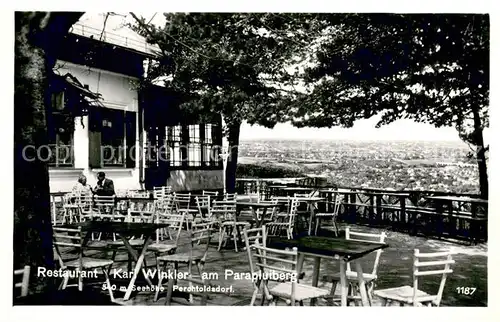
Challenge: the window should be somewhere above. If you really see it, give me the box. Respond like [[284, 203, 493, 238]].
[[101, 109, 125, 166], [188, 125, 201, 166], [203, 124, 220, 167], [48, 127, 74, 167], [164, 123, 222, 169], [48, 92, 74, 167], [88, 107, 136, 168], [167, 125, 183, 167]]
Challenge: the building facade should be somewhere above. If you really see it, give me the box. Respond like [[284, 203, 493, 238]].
[[48, 22, 223, 193]]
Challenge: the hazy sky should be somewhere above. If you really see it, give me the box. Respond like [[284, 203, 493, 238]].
[[76, 12, 488, 143], [239, 118, 464, 142]]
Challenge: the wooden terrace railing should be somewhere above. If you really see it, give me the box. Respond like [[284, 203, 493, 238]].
[[235, 178, 487, 244]]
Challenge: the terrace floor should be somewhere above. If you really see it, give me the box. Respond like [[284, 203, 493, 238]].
[[87, 222, 487, 307]]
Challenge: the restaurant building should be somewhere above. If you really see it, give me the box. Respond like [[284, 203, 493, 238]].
[[48, 22, 223, 193]]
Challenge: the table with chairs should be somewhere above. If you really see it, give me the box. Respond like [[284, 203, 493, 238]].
[[324, 227, 387, 306], [242, 221, 456, 307], [211, 199, 249, 252], [236, 199, 280, 228], [18, 185, 459, 307], [271, 195, 325, 235]]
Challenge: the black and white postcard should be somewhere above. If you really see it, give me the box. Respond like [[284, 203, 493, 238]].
[[7, 3, 496, 319]]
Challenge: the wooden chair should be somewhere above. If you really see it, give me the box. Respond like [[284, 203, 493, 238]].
[[212, 200, 249, 252], [130, 199, 155, 212], [91, 195, 125, 241], [79, 195, 93, 213], [155, 221, 216, 303], [51, 193, 68, 225], [156, 193, 175, 214], [142, 213, 186, 279], [314, 195, 342, 236], [195, 196, 212, 220], [202, 190, 219, 197], [52, 226, 115, 301], [243, 226, 267, 305], [328, 227, 387, 305], [127, 209, 156, 224], [373, 249, 454, 306], [61, 192, 82, 224], [173, 193, 197, 228], [224, 193, 237, 201], [294, 192, 316, 222], [94, 195, 116, 217], [249, 242, 329, 306], [252, 199, 280, 227], [78, 195, 111, 239], [77, 195, 96, 238], [148, 212, 185, 254], [273, 196, 292, 217], [266, 198, 299, 239], [173, 193, 192, 207], [14, 265, 30, 298], [154, 186, 172, 200]]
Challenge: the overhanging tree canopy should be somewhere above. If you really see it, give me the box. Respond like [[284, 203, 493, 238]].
[[286, 13, 489, 198], [130, 13, 317, 191]]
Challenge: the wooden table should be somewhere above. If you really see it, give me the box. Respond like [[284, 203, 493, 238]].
[[272, 196, 325, 235], [64, 221, 167, 301], [236, 201, 277, 228], [268, 236, 388, 306]]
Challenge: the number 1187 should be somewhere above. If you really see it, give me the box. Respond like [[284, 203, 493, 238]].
[[456, 287, 476, 295]]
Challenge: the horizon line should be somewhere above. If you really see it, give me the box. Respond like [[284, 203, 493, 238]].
[[239, 137, 464, 143]]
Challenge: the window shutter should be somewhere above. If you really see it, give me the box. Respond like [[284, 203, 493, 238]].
[[88, 107, 102, 168], [125, 111, 137, 168]]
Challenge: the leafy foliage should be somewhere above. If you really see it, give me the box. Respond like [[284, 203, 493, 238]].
[[130, 13, 489, 197], [237, 163, 304, 179], [130, 13, 316, 128], [281, 13, 489, 198], [287, 14, 489, 148]]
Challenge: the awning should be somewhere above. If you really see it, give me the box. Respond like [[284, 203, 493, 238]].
[[52, 73, 102, 101]]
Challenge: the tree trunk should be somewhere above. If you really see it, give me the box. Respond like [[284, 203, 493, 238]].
[[14, 12, 83, 294], [472, 109, 488, 200], [14, 12, 55, 293], [225, 123, 241, 193]]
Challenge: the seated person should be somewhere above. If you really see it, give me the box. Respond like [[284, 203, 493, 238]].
[[71, 174, 93, 197], [94, 172, 115, 196]]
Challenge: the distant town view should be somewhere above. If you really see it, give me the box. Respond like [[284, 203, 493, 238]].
[[238, 139, 480, 194]]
